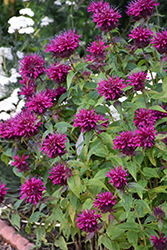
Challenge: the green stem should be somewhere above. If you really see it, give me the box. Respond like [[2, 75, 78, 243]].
[[134, 206, 146, 246], [103, 102, 114, 122]]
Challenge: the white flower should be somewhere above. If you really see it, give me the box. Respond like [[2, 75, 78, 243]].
[[9, 68, 20, 83], [66, 0, 75, 5], [16, 51, 24, 59], [19, 8, 34, 17], [8, 16, 34, 33], [0, 47, 13, 60], [0, 112, 11, 121], [0, 99, 15, 112], [109, 105, 120, 121], [15, 99, 25, 114], [0, 75, 10, 86], [147, 71, 156, 81], [41, 16, 54, 27], [18, 27, 34, 34], [54, 0, 61, 5]]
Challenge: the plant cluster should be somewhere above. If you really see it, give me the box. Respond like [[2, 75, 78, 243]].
[[1, 0, 167, 250]]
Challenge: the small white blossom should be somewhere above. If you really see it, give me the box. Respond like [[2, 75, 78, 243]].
[[54, 0, 61, 5], [0, 75, 10, 86], [0, 99, 15, 112], [16, 51, 24, 59], [15, 99, 25, 114], [109, 105, 120, 121], [0, 112, 11, 121], [41, 16, 54, 27], [8, 16, 34, 33], [9, 68, 20, 83], [18, 27, 34, 34], [0, 47, 13, 60], [66, 0, 75, 5], [19, 8, 34, 17]]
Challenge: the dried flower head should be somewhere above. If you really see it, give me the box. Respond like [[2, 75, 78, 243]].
[[134, 125, 157, 149], [88, 1, 121, 32], [97, 76, 126, 101], [26, 91, 54, 114], [47, 63, 71, 84], [150, 231, 167, 250], [134, 108, 157, 127], [126, 0, 159, 21], [12, 153, 29, 172], [153, 206, 165, 221], [45, 29, 81, 58], [73, 108, 109, 133], [113, 130, 137, 156], [126, 70, 148, 91], [129, 26, 153, 48], [20, 177, 46, 205], [40, 132, 67, 158], [49, 162, 72, 186], [151, 30, 167, 54], [106, 166, 128, 190], [93, 191, 117, 213], [19, 53, 46, 79], [76, 209, 101, 233], [0, 182, 8, 203]]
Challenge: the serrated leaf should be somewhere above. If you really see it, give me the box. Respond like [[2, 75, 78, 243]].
[[87, 179, 108, 190], [135, 200, 152, 213], [11, 213, 20, 229], [127, 231, 138, 247], [143, 167, 159, 178]]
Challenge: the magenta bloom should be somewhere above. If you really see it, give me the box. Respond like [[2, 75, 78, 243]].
[[93, 191, 117, 213], [45, 30, 81, 58], [0, 182, 8, 203], [26, 91, 53, 114], [106, 166, 128, 190], [0, 110, 41, 139], [19, 53, 46, 79], [54, 86, 67, 101], [76, 209, 101, 233], [126, 70, 148, 91], [153, 206, 165, 221], [88, 1, 121, 32], [126, 0, 159, 21], [129, 26, 153, 48], [134, 108, 157, 127], [97, 76, 126, 101], [20, 177, 46, 205], [134, 125, 157, 149], [40, 132, 67, 158], [151, 30, 167, 54], [153, 105, 167, 121], [113, 130, 137, 156], [49, 163, 72, 186], [150, 232, 167, 250], [19, 83, 37, 99], [47, 63, 71, 84], [86, 38, 108, 63], [12, 154, 29, 172], [73, 108, 109, 133]]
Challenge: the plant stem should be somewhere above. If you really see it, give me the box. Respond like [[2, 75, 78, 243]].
[[103, 102, 114, 122], [134, 205, 146, 246]]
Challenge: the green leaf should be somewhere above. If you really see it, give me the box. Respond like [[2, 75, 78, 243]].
[[69, 160, 89, 170], [94, 168, 109, 179], [135, 200, 152, 213], [1, 153, 8, 165], [147, 148, 156, 166], [11, 213, 20, 229], [67, 175, 81, 198], [126, 161, 137, 181], [13, 199, 23, 210], [67, 70, 76, 89], [143, 167, 159, 178], [128, 182, 146, 191], [150, 185, 167, 194], [127, 231, 138, 247], [121, 193, 133, 216], [98, 235, 120, 250], [53, 207, 67, 225], [54, 236, 68, 250], [55, 122, 73, 128], [29, 212, 45, 223], [94, 147, 108, 158], [44, 122, 53, 134], [87, 179, 108, 190], [162, 76, 167, 92], [149, 105, 167, 113]]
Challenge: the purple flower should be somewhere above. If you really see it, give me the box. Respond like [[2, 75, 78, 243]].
[[106, 166, 128, 190], [20, 177, 46, 205], [26, 91, 54, 114], [47, 63, 71, 84], [134, 108, 157, 127], [12, 153, 29, 172], [126, 0, 159, 21], [76, 209, 101, 233], [113, 130, 137, 156], [150, 231, 167, 250], [153, 105, 167, 121], [49, 162, 72, 186], [86, 38, 108, 63], [88, 1, 121, 32], [19, 83, 37, 99], [19, 53, 46, 79], [151, 30, 167, 54], [97, 76, 126, 101], [134, 125, 157, 149], [153, 206, 165, 221], [93, 191, 117, 213], [53, 86, 67, 101], [129, 26, 153, 48], [40, 132, 67, 158], [126, 70, 148, 91], [0, 182, 8, 203], [0, 110, 41, 139], [45, 29, 81, 58], [73, 108, 109, 133]]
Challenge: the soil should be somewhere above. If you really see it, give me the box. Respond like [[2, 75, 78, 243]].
[[0, 236, 16, 250]]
